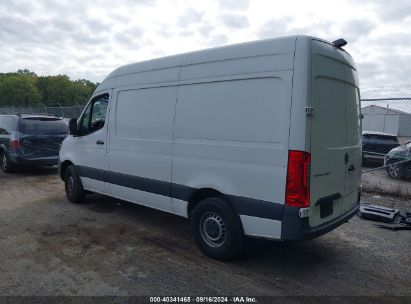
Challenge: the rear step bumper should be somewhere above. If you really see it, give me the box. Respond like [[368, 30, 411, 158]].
[[281, 203, 359, 241]]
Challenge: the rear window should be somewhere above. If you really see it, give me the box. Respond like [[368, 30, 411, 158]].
[[19, 117, 68, 135], [363, 134, 398, 142]]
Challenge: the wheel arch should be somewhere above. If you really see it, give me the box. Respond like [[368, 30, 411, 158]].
[[60, 160, 74, 181], [187, 187, 236, 218]]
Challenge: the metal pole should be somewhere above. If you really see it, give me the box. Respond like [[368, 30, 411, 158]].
[[38, 103, 47, 115], [57, 103, 64, 118]]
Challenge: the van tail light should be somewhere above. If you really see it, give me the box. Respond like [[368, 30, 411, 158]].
[[10, 134, 21, 151], [286, 150, 311, 208]]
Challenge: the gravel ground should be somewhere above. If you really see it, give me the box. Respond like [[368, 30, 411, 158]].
[[0, 168, 410, 297], [362, 164, 411, 198], [360, 138, 411, 201]]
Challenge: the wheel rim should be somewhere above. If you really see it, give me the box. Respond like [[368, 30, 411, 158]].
[[199, 211, 227, 248], [67, 175, 75, 193], [389, 165, 399, 177]]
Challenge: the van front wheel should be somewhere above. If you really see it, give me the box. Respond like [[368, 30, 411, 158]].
[[64, 165, 85, 203], [190, 197, 241, 261]]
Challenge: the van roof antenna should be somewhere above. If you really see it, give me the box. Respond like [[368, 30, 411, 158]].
[[332, 38, 347, 48]]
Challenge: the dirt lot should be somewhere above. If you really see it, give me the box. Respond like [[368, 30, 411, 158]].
[[0, 168, 410, 297], [362, 165, 411, 198]]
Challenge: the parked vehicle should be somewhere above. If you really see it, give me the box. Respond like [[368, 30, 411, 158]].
[[362, 131, 400, 164], [384, 142, 411, 179], [0, 114, 68, 173], [59, 35, 362, 260]]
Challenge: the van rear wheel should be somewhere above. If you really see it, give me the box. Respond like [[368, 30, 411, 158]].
[[64, 165, 85, 203], [190, 197, 241, 261]]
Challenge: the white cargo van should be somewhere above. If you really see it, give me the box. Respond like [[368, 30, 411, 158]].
[[59, 35, 362, 260]]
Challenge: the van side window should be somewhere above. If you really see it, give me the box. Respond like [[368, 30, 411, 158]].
[[79, 94, 109, 136]]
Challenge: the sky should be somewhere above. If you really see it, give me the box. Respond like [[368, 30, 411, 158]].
[[1, 0, 411, 99]]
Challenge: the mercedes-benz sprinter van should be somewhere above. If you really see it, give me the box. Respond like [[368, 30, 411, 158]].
[[59, 35, 362, 260]]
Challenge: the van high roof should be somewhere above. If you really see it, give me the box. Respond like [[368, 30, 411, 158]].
[[96, 35, 351, 94]]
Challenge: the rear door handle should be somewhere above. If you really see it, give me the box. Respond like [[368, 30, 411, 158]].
[[96, 140, 105, 145], [348, 165, 355, 172]]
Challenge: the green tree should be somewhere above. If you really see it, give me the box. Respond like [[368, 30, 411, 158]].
[[36, 75, 73, 105], [0, 74, 41, 106], [0, 70, 98, 107]]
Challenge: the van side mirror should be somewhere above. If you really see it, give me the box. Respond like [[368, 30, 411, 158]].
[[68, 118, 78, 136]]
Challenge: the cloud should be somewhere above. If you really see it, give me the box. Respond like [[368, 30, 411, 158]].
[[372, 0, 411, 21], [209, 34, 229, 46], [341, 18, 377, 42], [197, 24, 214, 37], [220, 14, 249, 29], [219, 0, 250, 11], [370, 32, 411, 48], [0, 0, 410, 100], [257, 17, 294, 39], [115, 27, 145, 47], [177, 8, 204, 27]]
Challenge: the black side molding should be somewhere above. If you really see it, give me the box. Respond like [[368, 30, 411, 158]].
[[75, 165, 284, 221]]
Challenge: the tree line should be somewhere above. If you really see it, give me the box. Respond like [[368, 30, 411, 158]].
[[0, 69, 99, 107]]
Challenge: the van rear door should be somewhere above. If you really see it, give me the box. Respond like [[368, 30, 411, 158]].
[[342, 83, 361, 214], [309, 40, 361, 227]]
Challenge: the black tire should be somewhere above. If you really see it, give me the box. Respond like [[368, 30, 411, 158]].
[[1, 151, 14, 173], [387, 163, 403, 180], [64, 165, 85, 203], [190, 197, 241, 261]]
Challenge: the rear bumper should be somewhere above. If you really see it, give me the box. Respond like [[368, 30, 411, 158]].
[[10, 155, 59, 166], [281, 203, 359, 241]]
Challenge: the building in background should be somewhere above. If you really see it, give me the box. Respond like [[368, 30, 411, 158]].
[[362, 105, 411, 140]]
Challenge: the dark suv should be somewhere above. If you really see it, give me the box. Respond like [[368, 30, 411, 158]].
[[0, 114, 68, 172], [362, 131, 400, 164], [384, 142, 411, 179]]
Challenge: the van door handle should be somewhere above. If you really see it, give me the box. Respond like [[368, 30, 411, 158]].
[[96, 140, 105, 145], [348, 165, 355, 172]]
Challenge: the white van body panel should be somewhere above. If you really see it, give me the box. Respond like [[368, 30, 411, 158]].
[[60, 35, 361, 241], [173, 74, 293, 204], [59, 136, 76, 170], [107, 85, 178, 213], [289, 37, 311, 152]]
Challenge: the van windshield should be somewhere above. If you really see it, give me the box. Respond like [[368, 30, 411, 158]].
[[20, 118, 68, 135]]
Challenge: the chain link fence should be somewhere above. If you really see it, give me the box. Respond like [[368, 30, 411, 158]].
[[361, 98, 411, 169], [2, 98, 411, 196], [2, 98, 411, 166], [0, 105, 84, 119], [361, 98, 411, 197]]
